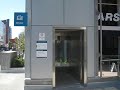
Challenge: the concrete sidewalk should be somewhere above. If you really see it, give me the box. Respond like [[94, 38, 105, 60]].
[[25, 80, 120, 90], [0, 73, 24, 90], [0, 73, 120, 90], [54, 81, 120, 90]]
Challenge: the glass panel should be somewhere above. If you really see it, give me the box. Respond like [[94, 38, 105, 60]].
[[98, 30, 120, 78], [98, 0, 117, 4], [55, 30, 84, 86], [98, 5, 119, 26], [102, 0, 117, 4]]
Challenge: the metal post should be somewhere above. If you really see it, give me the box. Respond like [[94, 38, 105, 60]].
[[99, 0, 103, 78], [118, 37, 120, 76], [117, 61, 119, 76]]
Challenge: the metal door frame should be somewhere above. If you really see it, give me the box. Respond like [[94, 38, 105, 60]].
[[52, 26, 87, 87]]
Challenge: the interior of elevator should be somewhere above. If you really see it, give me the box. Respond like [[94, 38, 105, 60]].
[[54, 29, 84, 87]]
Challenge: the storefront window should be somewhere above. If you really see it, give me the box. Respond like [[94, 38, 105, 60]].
[[98, 0, 119, 26], [98, 4, 118, 26], [98, 0, 117, 4], [99, 30, 120, 55]]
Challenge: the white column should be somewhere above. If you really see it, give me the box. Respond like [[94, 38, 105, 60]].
[[87, 27, 96, 77]]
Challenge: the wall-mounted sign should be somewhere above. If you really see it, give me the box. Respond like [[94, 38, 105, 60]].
[[98, 13, 120, 22], [39, 33, 45, 41], [36, 41, 47, 50], [36, 41, 47, 58], [36, 50, 47, 58], [14, 12, 28, 26]]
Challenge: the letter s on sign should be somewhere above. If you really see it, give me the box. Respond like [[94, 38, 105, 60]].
[[113, 13, 120, 22]]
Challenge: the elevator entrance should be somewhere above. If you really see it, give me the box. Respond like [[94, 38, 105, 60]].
[[53, 28, 87, 87]]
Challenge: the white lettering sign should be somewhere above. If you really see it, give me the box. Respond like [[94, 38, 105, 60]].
[[98, 13, 120, 22]]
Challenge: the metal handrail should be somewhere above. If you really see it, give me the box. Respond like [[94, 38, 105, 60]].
[[102, 59, 120, 62], [100, 57, 120, 77], [102, 55, 120, 60]]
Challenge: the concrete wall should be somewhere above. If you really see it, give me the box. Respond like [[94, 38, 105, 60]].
[[25, 0, 97, 81], [31, 0, 95, 27], [64, 0, 95, 26], [87, 27, 96, 77], [25, 30, 30, 78], [30, 26, 53, 79], [25, 0, 31, 78], [0, 51, 17, 70], [32, 0, 63, 25]]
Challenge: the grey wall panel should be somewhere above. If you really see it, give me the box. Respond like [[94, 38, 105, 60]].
[[94, 0, 99, 76], [32, 0, 63, 25], [31, 26, 53, 79], [25, 30, 31, 78], [87, 27, 95, 77], [64, 0, 95, 26], [26, 0, 31, 29], [25, 0, 31, 78]]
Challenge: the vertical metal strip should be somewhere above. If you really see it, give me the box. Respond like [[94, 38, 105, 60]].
[[94, 0, 99, 77], [25, 0, 27, 78], [99, 0, 103, 78], [30, 0, 32, 78], [117, 61, 119, 76], [84, 28, 87, 85], [52, 28, 55, 87], [63, 0, 65, 24], [25, 0, 32, 78], [118, 37, 120, 77]]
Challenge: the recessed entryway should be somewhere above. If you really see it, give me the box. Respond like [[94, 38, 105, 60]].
[[53, 28, 87, 87]]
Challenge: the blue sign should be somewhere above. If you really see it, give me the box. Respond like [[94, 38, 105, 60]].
[[14, 12, 28, 26]]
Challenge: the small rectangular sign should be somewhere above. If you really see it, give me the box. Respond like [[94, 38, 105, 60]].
[[36, 41, 47, 50], [14, 12, 28, 26], [36, 50, 47, 58], [39, 33, 45, 41], [36, 41, 47, 58], [36, 42, 47, 50]]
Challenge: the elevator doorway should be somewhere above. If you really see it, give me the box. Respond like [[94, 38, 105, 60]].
[[53, 28, 87, 87]]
